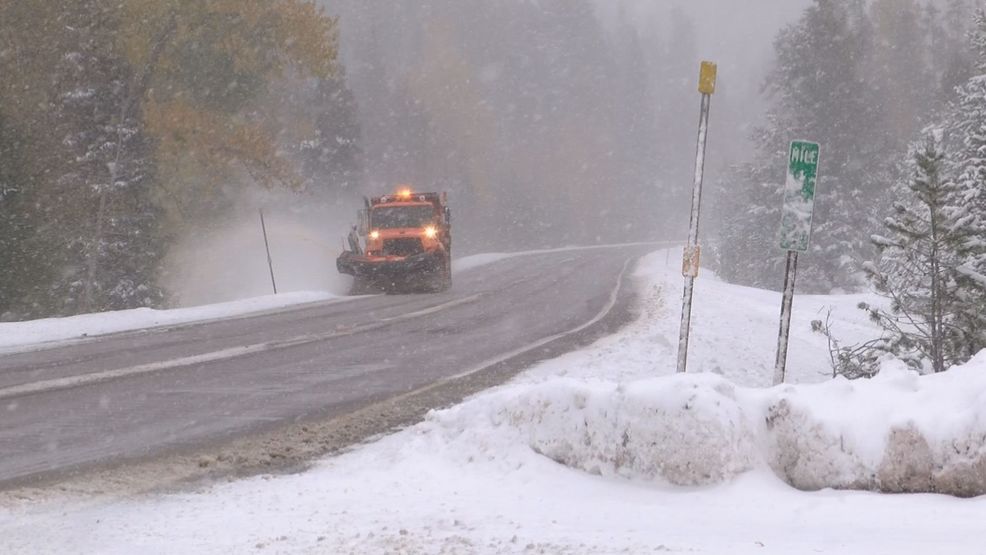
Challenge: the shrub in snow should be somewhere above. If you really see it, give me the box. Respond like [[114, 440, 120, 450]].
[[811, 309, 885, 379]]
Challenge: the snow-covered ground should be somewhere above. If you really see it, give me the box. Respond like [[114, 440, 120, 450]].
[[2, 249, 985, 554]]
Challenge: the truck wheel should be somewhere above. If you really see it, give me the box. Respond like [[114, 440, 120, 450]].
[[350, 277, 375, 296], [438, 257, 452, 292], [427, 258, 452, 293]]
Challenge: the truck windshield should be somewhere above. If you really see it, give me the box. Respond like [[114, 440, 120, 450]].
[[372, 205, 436, 229]]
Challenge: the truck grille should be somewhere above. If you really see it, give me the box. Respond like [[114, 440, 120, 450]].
[[382, 238, 424, 256]]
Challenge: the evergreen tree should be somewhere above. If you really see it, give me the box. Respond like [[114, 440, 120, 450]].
[[0, 115, 50, 319], [297, 73, 364, 193], [869, 0, 934, 142], [941, 8, 986, 357], [863, 131, 986, 373], [928, 0, 975, 103], [47, 3, 166, 314], [0, 2, 166, 317], [720, 0, 882, 292]]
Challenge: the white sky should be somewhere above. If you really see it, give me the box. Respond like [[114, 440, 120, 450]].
[[595, 0, 814, 166], [597, 0, 813, 112]]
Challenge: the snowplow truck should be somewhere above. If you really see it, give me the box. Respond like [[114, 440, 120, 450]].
[[337, 188, 452, 293]]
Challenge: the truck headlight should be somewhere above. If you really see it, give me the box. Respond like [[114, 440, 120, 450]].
[[370, 230, 381, 240], [424, 226, 438, 239]]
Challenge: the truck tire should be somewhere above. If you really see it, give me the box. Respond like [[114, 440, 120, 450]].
[[349, 277, 375, 296], [428, 256, 452, 293], [438, 256, 452, 292]]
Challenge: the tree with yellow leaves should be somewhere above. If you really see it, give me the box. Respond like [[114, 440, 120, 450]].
[[115, 0, 340, 221]]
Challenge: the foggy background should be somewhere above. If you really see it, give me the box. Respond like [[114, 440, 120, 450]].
[[325, 0, 810, 245], [595, 0, 812, 160], [170, 0, 816, 305]]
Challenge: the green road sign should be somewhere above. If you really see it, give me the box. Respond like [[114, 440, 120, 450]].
[[779, 140, 820, 252]]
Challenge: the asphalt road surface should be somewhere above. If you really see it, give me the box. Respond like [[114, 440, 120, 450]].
[[0, 244, 655, 488]]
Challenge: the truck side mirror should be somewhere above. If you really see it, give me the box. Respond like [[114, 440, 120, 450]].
[[445, 207, 451, 226], [357, 209, 369, 235]]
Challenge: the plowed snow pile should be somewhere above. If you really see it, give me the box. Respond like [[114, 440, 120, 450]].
[[764, 356, 986, 496], [431, 375, 760, 487], [430, 353, 986, 496]]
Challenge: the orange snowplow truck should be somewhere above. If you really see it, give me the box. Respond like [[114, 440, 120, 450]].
[[337, 188, 452, 293]]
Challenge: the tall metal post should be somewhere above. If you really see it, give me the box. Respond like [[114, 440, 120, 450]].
[[774, 250, 798, 385], [259, 209, 278, 295], [677, 62, 717, 374]]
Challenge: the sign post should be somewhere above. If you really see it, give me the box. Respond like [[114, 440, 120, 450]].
[[774, 140, 820, 385], [676, 61, 717, 374]]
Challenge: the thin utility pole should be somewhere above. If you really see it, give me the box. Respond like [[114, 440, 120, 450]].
[[259, 209, 278, 295]]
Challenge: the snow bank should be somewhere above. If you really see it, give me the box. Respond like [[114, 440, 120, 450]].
[[430, 354, 986, 496], [424, 249, 986, 496], [432, 375, 758, 486], [520, 248, 885, 387], [0, 292, 338, 352], [766, 353, 986, 496]]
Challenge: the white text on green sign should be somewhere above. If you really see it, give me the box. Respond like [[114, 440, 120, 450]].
[[779, 141, 820, 252]]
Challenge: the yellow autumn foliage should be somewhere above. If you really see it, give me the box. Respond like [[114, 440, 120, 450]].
[[118, 0, 336, 81], [144, 97, 302, 224], [146, 99, 293, 184], [113, 0, 338, 221]]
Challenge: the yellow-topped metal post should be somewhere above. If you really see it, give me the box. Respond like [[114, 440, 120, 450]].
[[677, 61, 717, 374]]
